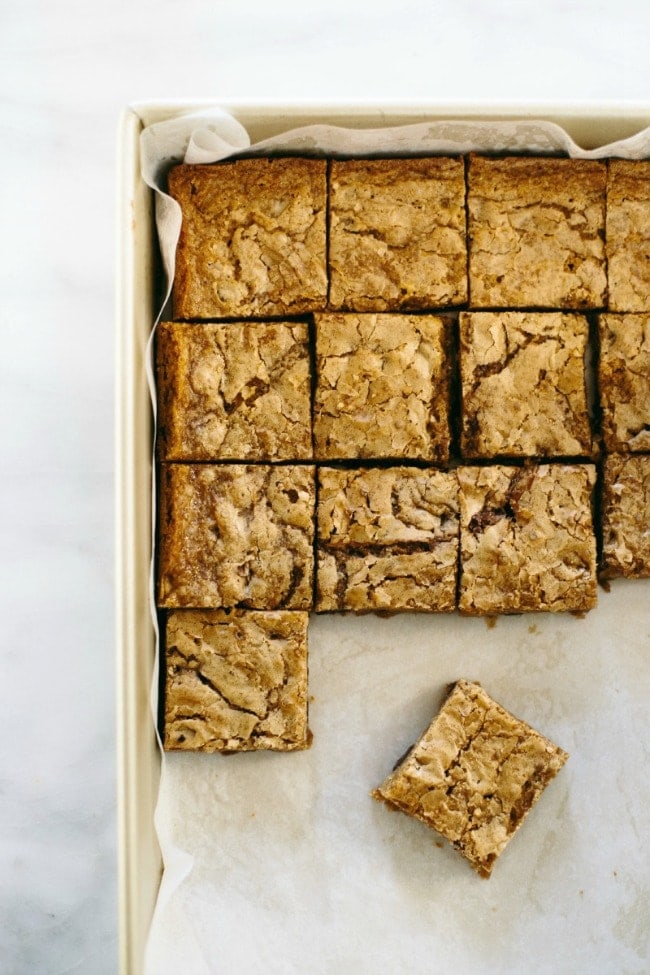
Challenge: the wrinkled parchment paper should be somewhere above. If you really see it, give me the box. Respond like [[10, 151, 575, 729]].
[[141, 110, 650, 975]]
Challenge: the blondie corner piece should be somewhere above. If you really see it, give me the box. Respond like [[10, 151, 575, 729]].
[[372, 680, 568, 878], [164, 610, 310, 752], [168, 157, 327, 319], [601, 454, 650, 579]]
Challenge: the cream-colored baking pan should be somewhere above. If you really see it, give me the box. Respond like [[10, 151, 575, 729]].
[[116, 102, 650, 975]]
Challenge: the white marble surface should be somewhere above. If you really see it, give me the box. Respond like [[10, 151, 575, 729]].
[[1, 2, 650, 973]]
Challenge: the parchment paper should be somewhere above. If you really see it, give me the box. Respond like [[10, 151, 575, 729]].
[[141, 110, 650, 975]]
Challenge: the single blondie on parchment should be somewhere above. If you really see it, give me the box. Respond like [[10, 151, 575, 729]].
[[373, 680, 568, 877]]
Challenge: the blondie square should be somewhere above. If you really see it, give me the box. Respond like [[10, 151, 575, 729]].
[[328, 158, 467, 311], [313, 313, 451, 461], [459, 312, 592, 458], [598, 314, 650, 453], [468, 156, 607, 309], [458, 464, 597, 614], [601, 454, 650, 579], [157, 464, 315, 609], [163, 609, 310, 752], [316, 467, 459, 612], [606, 160, 650, 313], [168, 158, 327, 319], [372, 679, 568, 878], [156, 320, 312, 461]]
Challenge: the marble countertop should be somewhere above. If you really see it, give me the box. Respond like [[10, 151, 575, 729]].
[[2, 2, 649, 972]]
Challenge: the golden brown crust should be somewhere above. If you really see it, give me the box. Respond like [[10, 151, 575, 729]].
[[163, 609, 310, 752], [316, 467, 459, 612], [372, 679, 568, 878], [598, 314, 650, 453], [156, 320, 312, 461], [157, 464, 315, 610], [328, 157, 467, 311], [606, 161, 650, 313], [601, 454, 650, 579], [459, 312, 592, 458], [313, 313, 451, 461], [468, 156, 607, 309], [458, 464, 598, 614], [169, 158, 327, 319]]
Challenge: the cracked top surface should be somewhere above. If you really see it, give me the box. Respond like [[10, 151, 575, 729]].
[[458, 464, 597, 615], [164, 609, 310, 752], [601, 454, 650, 579], [598, 314, 650, 453], [316, 467, 459, 612], [157, 464, 315, 610], [328, 157, 467, 311], [169, 158, 327, 319], [606, 160, 650, 313], [468, 156, 607, 309], [156, 320, 312, 461], [313, 313, 451, 460], [372, 679, 568, 877], [459, 312, 592, 458]]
